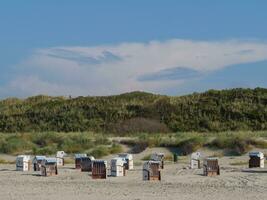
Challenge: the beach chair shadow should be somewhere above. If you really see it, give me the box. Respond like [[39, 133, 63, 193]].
[[242, 169, 267, 173]]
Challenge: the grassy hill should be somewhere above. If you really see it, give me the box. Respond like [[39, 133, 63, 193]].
[[0, 88, 267, 133]]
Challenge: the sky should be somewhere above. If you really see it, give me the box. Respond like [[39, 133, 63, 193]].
[[0, 0, 267, 98]]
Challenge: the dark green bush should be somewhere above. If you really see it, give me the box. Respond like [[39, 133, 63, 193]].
[[177, 137, 205, 155], [0, 88, 267, 133]]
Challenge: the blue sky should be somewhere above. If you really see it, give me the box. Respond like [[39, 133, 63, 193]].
[[0, 0, 267, 98]]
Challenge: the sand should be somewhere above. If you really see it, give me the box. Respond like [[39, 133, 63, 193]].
[[0, 149, 267, 200]]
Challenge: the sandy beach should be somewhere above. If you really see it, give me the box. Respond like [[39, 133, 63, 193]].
[[0, 148, 266, 200]]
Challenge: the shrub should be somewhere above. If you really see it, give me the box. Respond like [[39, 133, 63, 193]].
[[33, 144, 58, 155], [32, 132, 64, 147], [0, 136, 35, 154], [89, 146, 109, 158], [61, 134, 93, 153], [94, 136, 111, 145], [208, 134, 254, 155], [248, 139, 267, 149], [130, 141, 148, 153], [177, 137, 205, 155], [109, 117, 170, 135], [120, 136, 149, 153], [109, 144, 123, 154], [61, 139, 85, 153]]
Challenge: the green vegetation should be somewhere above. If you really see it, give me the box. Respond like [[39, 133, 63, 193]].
[[0, 88, 267, 133], [88, 144, 123, 158], [0, 132, 122, 158], [109, 143, 124, 154], [141, 154, 174, 161], [120, 131, 267, 156], [207, 133, 267, 155], [141, 154, 151, 161], [89, 146, 110, 158], [0, 88, 267, 157], [0, 131, 266, 157]]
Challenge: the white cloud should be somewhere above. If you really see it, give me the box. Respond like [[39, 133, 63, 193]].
[[2, 39, 267, 97]]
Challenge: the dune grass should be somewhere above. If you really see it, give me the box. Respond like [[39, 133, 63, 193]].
[[0, 131, 266, 157], [207, 132, 267, 155], [121, 131, 267, 156], [0, 132, 113, 156]]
